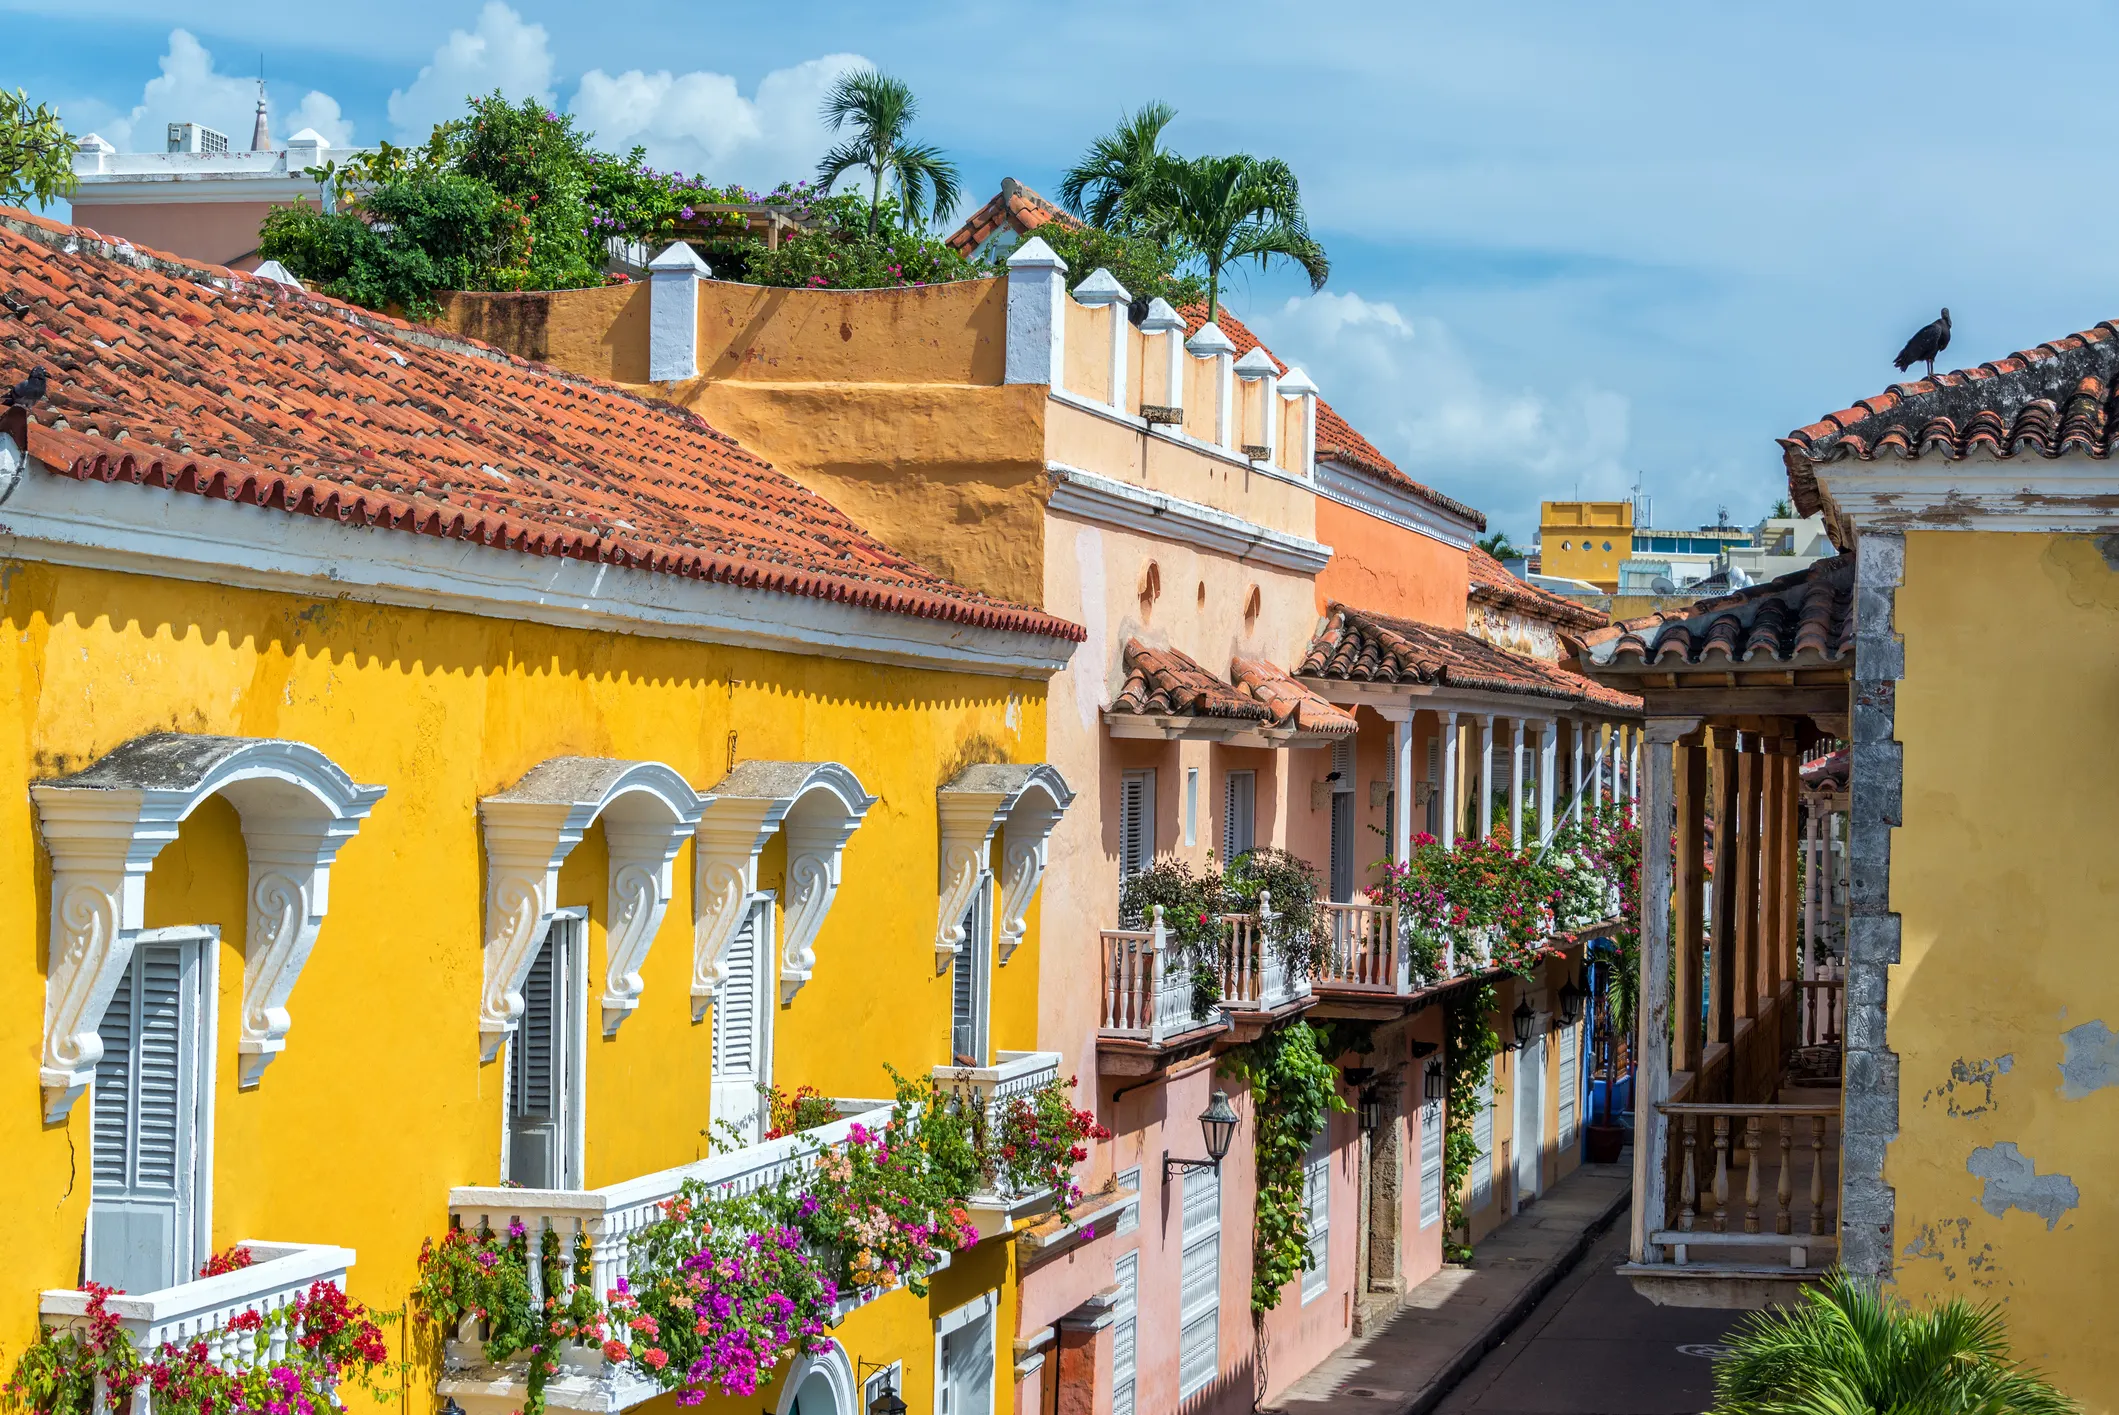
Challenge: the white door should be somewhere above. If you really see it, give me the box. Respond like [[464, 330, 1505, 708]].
[[90, 928, 212, 1294], [1301, 1128, 1331, 1304], [712, 894, 775, 1145], [509, 912, 586, 1188], [936, 1296, 996, 1415], [1111, 1251, 1138, 1415], [1514, 1031, 1545, 1208], [1178, 1165, 1221, 1398], [949, 877, 991, 1067]]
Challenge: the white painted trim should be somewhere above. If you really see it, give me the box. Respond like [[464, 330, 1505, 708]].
[[1049, 387, 1325, 494], [1816, 453, 2119, 534], [1045, 463, 1332, 573], [937, 765, 1074, 970], [648, 242, 709, 383], [1313, 458, 1479, 549], [773, 1339, 858, 1415], [1005, 238, 1068, 388], [33, 735, 384, 1117], [0, 450, 1074, 679]]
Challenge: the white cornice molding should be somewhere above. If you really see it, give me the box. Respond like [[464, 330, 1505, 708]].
[[31, 734, 384, 1118], [693, 761, 876, 1009], [1313, 458, 1479, 550], [1044, 463, 1332, 573], [0, 448, 1074, 680], [935, 764, 1075, 972], [1048, 388, 1319, 490], [478, 759, 705, 1056], [1814, 452, 2119, 535]]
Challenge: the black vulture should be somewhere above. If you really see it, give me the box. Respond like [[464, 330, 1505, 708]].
[[1893, 309, 1951, 378]]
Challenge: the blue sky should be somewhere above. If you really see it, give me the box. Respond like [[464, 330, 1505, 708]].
[[13, 0, 2117, 543]]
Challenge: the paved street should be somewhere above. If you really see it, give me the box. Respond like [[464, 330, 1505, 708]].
[[1433, 1215, 1745, 1415]]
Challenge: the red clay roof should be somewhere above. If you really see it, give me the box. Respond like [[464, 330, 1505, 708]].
[[1112, 641, 1272, 721], [1577, 554, 1853, 673], [1229, 656, 1357, 736], [0, 209, 1081, 644], [1466, 545, 1607, 632], [944, 179, 1074, 259], [1181, 305, 1486, 530], [1301, 603, 1641, 713], [1779, 319, 2119, 516], [1802, 747, 1849, 790]]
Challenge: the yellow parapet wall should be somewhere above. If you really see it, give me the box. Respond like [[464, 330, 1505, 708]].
[[1889, 530, 2119, 1400], [0, 557, 1047, 1411]]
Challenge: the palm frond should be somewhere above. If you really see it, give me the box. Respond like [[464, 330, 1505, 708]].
[[891, 142, 962, 229], [819, 68, 915, 141], [1060, 100, 1178, 227], [813, 137, 875, 193]]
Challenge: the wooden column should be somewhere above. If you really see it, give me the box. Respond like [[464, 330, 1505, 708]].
[[1801, 790, 1819, 988], [1629, 716, 1700, 1264], [1760, 731, 1785, 1012], [1779, 747, 1801, 995], [1732, 735, 1763, 1023], [1673, 731, 1707, 1075], [1707, 728, 1738, 1054]]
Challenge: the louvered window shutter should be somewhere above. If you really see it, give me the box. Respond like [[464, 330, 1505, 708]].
[[1419, 1099, 1445, 1228], [939, 1306, 995, 1415], [1111, 1251, 1139, 1415], [508, 929, 571, 1188], [90, 939, 203, 1293], [1178, 1165, 1221, 1397], [1222, 771, 1255, 861], [712, 898, 770, 1144], [950, 880, 987, 1065], [1471, 1070, 1495, 1211], [1558, 1020, 1579, 1151], [1302, 1130, 1331, 1303], [1119, 770, 1154, 881]]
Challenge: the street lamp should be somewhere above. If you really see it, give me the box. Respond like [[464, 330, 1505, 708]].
[[1557, 974, 1588, 1028], [1423, 1058, 1446, 1103], [1358, 1087, 1385, 1133], [1165, 1090, 1241, 1181], [868, 1388, 908, 1415], [1510, 998, 1536, 1050]]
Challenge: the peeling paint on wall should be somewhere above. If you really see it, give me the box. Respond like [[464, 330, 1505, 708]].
[[1966, 1143, 2080, 1230], [1900, 1215, 2003, 1288], [1922, 1054, 2014, 1117], [2056, 1019, 2119, 1100]]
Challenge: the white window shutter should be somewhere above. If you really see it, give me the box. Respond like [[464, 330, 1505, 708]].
[[1120, 770, 1155, 880], [1558, 1021, 1579, 1152], [1419, 1099, 1445, 1228], [1178, 1166, 1221, 1397], [1471, 1069, 1495, 1212], [949, 878, 990, 1066], [508, 925, 578, 1188], [1222, 771, 1255, 861], [1111, 1252, 1139, 1415], [939, 1304, 996, 1415], [90, 939, 204, 1293], [711, 897, 772, 1144], [1302, 1130, 1331, 1303]]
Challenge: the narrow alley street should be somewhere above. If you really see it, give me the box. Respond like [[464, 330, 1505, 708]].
[[1433, 1218, 1744, 1415]]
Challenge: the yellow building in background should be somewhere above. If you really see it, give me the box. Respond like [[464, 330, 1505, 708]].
[[0, 211, 1084, 1415], [1538, 501, 1634, 590]]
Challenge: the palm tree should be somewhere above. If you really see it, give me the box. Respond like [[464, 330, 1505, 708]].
[[1478, 531, 1521, 561], [1711, 1271, 2078, 1415], [1059, 100, 1177, 231], [1135, 152, 1328, 322], [814, 69, 962, 237]]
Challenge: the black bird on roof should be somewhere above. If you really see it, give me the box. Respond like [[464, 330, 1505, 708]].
[[3, 366, 46, 408], [1893, 308, 1951, 379]]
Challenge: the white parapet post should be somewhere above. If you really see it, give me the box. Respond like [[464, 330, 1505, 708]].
[[1139, 298, 1186, 419], [1277, 365, 1318, 478], [1004, 237, 1069, 389], [1186, 321, 1237, 449], [1478, 715, 1496, 840], [1233, 347, 1279, 460], [1070, 267, 1132, 412], [647, 241, 710, 383]]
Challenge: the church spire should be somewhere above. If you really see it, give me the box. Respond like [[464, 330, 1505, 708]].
[[250, 68, 271, 151]]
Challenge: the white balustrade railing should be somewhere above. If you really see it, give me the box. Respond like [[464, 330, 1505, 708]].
[[932, 1050, 1067, 1225], [1318, 900, 1401, 992], [1216, 893, 1309, 1014], [40, 1242, 355, 1412], [1098, 906, 1221, 1045], [443, 1103, 896, 1403]]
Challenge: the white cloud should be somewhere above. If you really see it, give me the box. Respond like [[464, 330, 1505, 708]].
[[1253, 289, 1632, 536], [570, 53, 870, 190], [386, 1, 555, 141], [70, 29, 353, 152]]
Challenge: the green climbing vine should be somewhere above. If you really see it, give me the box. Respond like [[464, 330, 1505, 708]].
[[1221, 1020, 1354, 1313], [1442, 983, 1501, 1261]]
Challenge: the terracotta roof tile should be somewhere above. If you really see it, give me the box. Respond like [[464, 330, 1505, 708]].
[[0, 208, 1081, 644], [944, 179, 1075, 258], [1111, 641, 1271, 721], [1229, 656, 1357, 736], [1465, 544, 1608, 632], [1577, 553, 1853, 672], [1801, 747, 1848, 790], [1779, 319, 2119, 514], [1301, 603, 1640, 712], [1179, 306, 1486, 530]]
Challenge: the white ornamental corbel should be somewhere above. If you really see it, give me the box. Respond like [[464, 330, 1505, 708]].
[[33, 734, 384, 1118], [480, 758, 704, 1058], [697, 762, 876, 1010], [938, 764, 1075, 972]]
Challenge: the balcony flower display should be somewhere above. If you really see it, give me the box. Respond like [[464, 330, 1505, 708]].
[[1118, 856, 1234, 1019], [994, 1076, 1113, 1207], [4, 1279, 393, 1415], [605, 1184, 836, 1405]]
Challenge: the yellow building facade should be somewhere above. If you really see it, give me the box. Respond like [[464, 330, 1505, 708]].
[[1537, 500, 1633, 591], [0, 211, 1085, 1415]]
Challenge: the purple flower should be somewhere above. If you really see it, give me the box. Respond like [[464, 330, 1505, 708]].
[[543, 111, 559, 122]]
